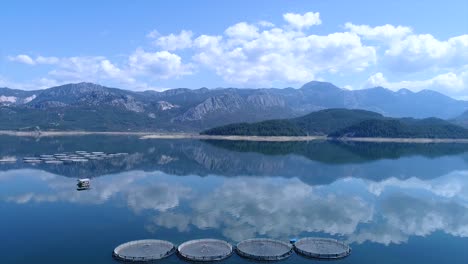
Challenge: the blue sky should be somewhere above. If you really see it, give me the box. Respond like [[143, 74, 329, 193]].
[[1, 0, 467, 97]]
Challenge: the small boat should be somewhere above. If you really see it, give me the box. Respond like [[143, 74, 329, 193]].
[[77, 178, 91, 190]]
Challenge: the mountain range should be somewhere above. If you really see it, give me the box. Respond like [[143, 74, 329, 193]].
[[1, 81, 468, 131]]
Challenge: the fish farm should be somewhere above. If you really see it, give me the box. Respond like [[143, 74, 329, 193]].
[[293, 237, 352, 259], [177, 239, 233, 262], [22, 151, 128, 165], [236, 238, 293, 261], [113, 239, 176, 261], [113, 237, 351, 262]]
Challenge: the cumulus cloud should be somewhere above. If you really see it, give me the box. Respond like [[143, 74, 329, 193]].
[[365, 71, 467, 94], [154, 30, 193, 50], [5, 11, 468, 95], [225, 22, 260, 40], [8, 55, 61, 65], [8, 54, 36, 65], [7, 49, 193, 89], [258, 20, 275, 28], [193, 26, 376, 85], [48, 56, 130, 82], [384, 34, 468, 72], [345, 23, 412, 41], [283, 12, 322, 29], [128, 48, 194, 79], [0, 74, 65, 90]]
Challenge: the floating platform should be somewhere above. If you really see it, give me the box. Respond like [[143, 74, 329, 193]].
[[23, 150, 130, 166], [24, 159, 42, 163], [44, 160, 63, 164], [293, 237, 351, 259], [40, 157, 56, 161], [236, 238, 293, 261], [70, 159, 88, 162], [177, 239, 233, 262], [113, 239, 176, 262]]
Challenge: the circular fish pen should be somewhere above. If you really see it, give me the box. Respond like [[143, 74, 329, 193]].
[[177, 239, 233, 262], [293, 237, 351, 259], [236, 238, 293, 261], [113, 239, 176, 262]]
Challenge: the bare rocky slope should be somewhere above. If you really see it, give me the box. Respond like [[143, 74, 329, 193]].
[[1, 81, 467, 131]]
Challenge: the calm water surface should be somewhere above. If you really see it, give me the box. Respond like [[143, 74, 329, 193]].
[[1, 136, 468, 263]]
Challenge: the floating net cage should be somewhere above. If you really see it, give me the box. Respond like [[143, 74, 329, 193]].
[[293, 237, 351, 259], [113, 239, 176, 262], [177, 239, 233, 262], [236, 238, 293, 261]]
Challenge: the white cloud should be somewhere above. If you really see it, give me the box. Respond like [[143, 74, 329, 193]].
[[365, 71, 467, 94], [5, 12, 467, 95], [7, 49, 193, 89], [258, 20, 275, 28], [154, 30, 193, 50], [384, 34, 468, 72], [35, 56, 60, 64], [283, 12, 321, 29], [146, 29, 160, 39], [225, 22, 259, 40], [0, 75, 63, 90], [8, 54, 35, 65], [46, 56, 135, 84], [8, 55, 62, 65], [193, 25, 376, 85], [345, 23, 412, 42], [129, 48, 194, 79]]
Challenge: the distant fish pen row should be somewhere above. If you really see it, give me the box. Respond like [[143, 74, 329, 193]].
[[112, 237, 351, 262], [22, 150, 128, 165]]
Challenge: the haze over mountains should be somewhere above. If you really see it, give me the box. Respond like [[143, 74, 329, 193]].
[[1, 81, 468, 132]]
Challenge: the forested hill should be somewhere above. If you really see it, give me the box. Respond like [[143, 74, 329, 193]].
[[201, 109, 468, 138]]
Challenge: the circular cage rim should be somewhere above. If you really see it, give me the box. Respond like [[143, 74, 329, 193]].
[[177, 238, 234, 262], [236, 238, 293, 261], [112, 239, 176, 262], [293, 237, 351, 259]]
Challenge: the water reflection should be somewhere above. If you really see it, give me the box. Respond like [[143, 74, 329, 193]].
[[1, 166, 467, 246], [2, 136, 468, 184]]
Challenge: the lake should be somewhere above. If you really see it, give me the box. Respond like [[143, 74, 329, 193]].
[[1, 135, 468, 263]]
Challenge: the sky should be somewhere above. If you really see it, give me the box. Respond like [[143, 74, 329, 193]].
[[1, 0, 467, 98]]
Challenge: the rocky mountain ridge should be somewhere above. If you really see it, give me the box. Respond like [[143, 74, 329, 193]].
[[1, 81, 467, 131]]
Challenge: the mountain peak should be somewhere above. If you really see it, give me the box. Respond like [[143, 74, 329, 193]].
[[397, 88, 413, 95], [300, 81, 340, 90]]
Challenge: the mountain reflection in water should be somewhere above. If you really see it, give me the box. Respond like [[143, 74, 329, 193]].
[[1, 135, 468, 263]]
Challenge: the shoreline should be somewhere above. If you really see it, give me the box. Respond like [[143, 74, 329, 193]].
[[0, 130, 154, 137], [1, 130, 468, 143], [141, 134, 327, 142]]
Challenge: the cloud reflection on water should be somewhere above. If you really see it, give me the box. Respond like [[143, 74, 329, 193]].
[[1, 168, 468, 245]]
